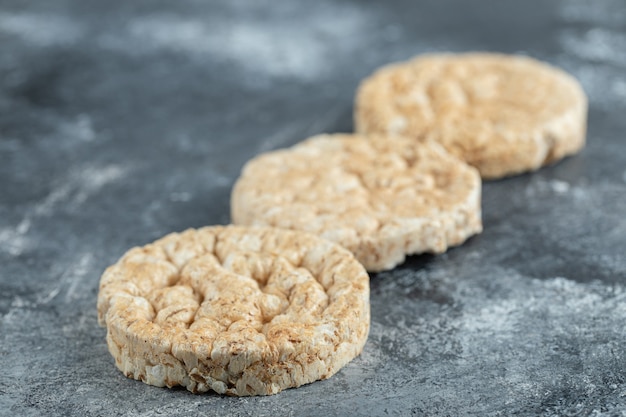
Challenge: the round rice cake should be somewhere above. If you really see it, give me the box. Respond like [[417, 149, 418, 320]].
[[231, 134, 482, 272], [97, 225, 370, 396], [355, 53, 588, 179]]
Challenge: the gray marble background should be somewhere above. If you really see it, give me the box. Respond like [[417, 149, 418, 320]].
[[1, 0, 625, 416]]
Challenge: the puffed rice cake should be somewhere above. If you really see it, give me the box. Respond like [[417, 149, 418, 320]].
[[355, 53, 587, 179], [97, 226, 370, 396], [231, 134, 482, 272]]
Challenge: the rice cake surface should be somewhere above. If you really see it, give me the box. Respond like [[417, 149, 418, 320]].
[[97, 225, 370, 396], [355, 53, 587, 179], [231, 134, 482, 271]]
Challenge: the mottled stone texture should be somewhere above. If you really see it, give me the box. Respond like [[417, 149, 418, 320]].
[[1, 0, 625, 416]]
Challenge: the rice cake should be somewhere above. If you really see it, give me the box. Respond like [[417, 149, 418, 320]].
[[355, 53, 587, 179], [97, 226, 370, 396], [231, 134, 482, 271]]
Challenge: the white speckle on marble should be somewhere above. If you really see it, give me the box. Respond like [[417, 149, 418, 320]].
[[614, 79, 626, 99], [2, 300, 27, 325], [81, 165, 125, 190], [36, 252, 94, 305], [559, 28, 626, 67], [589, 254, 626, 275], [71, 164, 126, 206], [0, 219, 32, 257], [33, 183, 73, 217], [111, 6, 369, 79], [524, 178, 580, 199], [0, 164, 127, 257], [0, 219, 32, 255], [63, 253, 94, 302], [16, 219, 30, 235], [558, 61, 626, 108], [461, 301, 518, 334], [558, 1, 626, 26], [550, 179, 570, 194], [571, 186, 590, 202], [38, 285, 62, 305], [32, 164, 126, 214], [457, 272, 626, 352], [60, 114, 96, 143], [10, 296, 29, 309], [256, 122, 306, 153], [0, 12, 82, 46], [556, 19, 626, 108]]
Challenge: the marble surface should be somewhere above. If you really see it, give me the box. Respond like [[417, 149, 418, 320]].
[[1, 0, 625, 415]]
